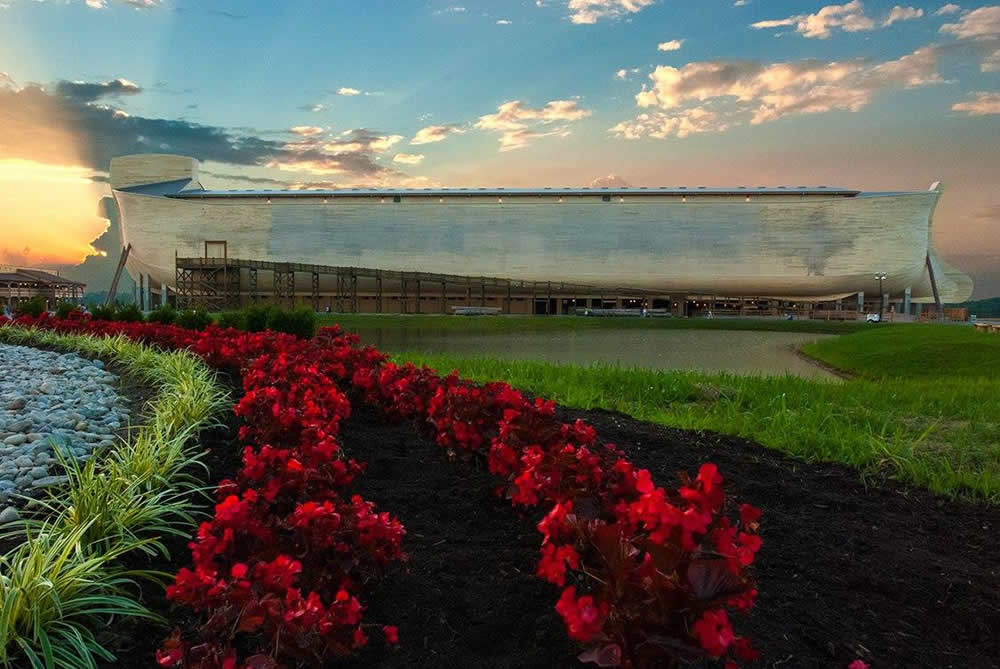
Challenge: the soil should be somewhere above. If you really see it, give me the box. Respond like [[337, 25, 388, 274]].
[[98, 399, 998, 669]]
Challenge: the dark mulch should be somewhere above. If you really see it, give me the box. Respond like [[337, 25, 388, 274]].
[[104, 400, 999, 669], [557, 406, 1000, 669]]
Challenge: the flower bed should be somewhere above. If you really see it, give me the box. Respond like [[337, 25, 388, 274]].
[[3, 313, 761, 669]]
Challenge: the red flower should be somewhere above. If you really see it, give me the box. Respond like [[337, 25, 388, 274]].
[[693, 609, 735, 657], [383, 625, 399, 644]]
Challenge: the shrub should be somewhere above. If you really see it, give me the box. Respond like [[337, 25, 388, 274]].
[[55, 301, 82, 319], [90, 304, 116, 321], [14, 296, 47, 318], [215, 310, 246, 330], [266, 306, 317, 339], [175, 309, 212, 331], [147, 303, 178, 325], [242, 305, 275, 332], [114, 303, 145, 323]]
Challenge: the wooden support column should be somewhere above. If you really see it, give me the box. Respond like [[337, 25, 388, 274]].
[[311, 272, 320, 312], [376, 271, 383, 313], [480, 279, 486, 307], [547, 281, 552, 315], [505, 280, 512, 314], [466, 278, 472, 305], [139, 273, 145, 311], [351, 272, 358, 313], [401, 277, 408, 314], [415, 278, 421, 314], [441, 281, 447, 314]]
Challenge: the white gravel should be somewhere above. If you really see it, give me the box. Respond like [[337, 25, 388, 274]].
[[0, 343, 131, 515]]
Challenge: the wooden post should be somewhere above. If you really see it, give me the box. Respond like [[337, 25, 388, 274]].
[[351, 272, 358, 313], [441, 280, 447, 314], [376, 271, 383, 313], [415, 278, 421, 314], [506, 280, 512, 314]]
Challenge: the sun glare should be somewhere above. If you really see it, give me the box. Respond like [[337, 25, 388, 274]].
[[0, 159, 109, 266]]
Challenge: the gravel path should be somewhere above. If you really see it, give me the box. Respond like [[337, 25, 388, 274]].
[[0, 343, 131, 521]]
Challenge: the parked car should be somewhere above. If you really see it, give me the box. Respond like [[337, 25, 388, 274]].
[[866, 313, 881, 323]]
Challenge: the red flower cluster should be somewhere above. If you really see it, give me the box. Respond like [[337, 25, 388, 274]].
[[159, 342, 404, 667], [9, 314, 762, 669], [338, 344, 763, 668]]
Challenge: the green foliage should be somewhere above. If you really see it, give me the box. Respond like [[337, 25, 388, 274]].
[[146, 303, 177, 325], [15, 296, 47, 318], [89, 305, 115, 321], [216, 310, 247, 330], [265, 306, 316, 339], [242, 304, 275, 332], [0, 522, 161, 669], [213, 305, 317, 338], [175, 309, 212, 331], [54, 302, 81, 319], [112, 304, 144, 323]]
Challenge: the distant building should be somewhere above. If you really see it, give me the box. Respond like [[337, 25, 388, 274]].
[[0, 266, 86, 309]]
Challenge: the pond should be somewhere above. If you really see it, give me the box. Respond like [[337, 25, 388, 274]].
[[349, 327, 839, 379]]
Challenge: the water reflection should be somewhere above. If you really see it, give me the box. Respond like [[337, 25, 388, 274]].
[[350, 328, 839, 380]]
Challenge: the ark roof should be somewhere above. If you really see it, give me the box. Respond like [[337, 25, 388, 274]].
[[162, 185, 863, 199]]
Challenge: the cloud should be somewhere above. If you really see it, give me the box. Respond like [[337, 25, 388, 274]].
[[205, 9, 247, 19], [0, 72, 15, 89], [476, 99, 591, 130], [657, 39, 684, 51], [751, 1, 875, 39], [393, 153, 425, 165], [566, 0, 655, 24], [0, 78, 420, 187], [952, 91, 1000, 114], [734, 0, 748, 5], [935, 3, 961, 15], [476, 102, 587, 151], [84, 0, 161, 7], [289, 126, 324, 137], [54, 78, 141, 103], [496, 18, 512, 24], [410, 123, 465, 145], [884, 5, 924, 26], [940, 5, 1000, 38], [590, 174, 632, 187], [613, 46, 944, 138], [300, 103, 326, 112], [615, 67, 640, 79], [434, 5, 466, 13], [495, 126, 572, 151], [337, 87, 361, 96], [476, 99, 591, 150], [609, 106, 730, 139], [983, 47, 1000, 71]]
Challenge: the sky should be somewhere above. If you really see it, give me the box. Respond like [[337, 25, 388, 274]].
[[0, 0, 998, 297]]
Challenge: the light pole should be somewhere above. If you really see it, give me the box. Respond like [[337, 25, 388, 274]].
[[874, 272, 887, 320]]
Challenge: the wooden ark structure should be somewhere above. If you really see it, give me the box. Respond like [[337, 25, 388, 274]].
[[108, 154, 973, 315]]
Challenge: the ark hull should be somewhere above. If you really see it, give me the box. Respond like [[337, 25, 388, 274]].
[[108, 154, 973, 303]]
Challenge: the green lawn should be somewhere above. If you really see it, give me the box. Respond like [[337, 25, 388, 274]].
[[386, 324, 1000, 501], [321, 313, 870, 335]]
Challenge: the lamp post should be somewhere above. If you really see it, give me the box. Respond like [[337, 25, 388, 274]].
[[874, 272, 887, 320]]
